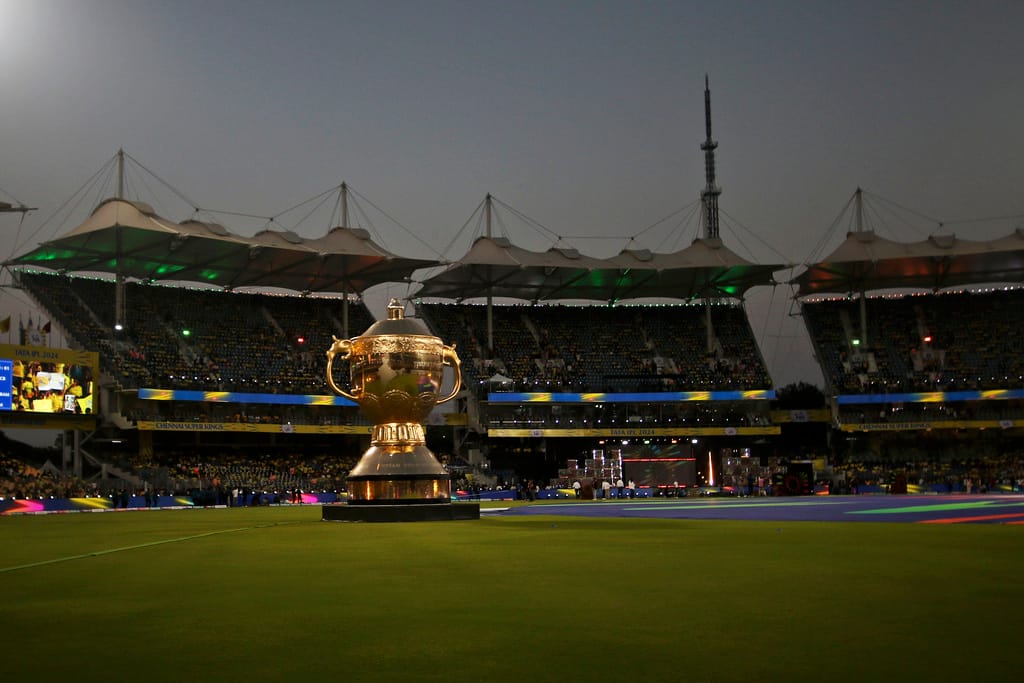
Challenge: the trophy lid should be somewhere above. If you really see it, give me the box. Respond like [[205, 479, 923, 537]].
[[362, 298, 433, 337]]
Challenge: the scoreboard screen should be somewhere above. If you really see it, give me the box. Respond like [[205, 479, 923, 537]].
[[0, 359, 12, 410], [0, 344, 98, 415], [620, 442, 697, 487]]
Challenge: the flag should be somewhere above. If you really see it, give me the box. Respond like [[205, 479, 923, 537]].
[[22, 316, 43, 346], [0, 316, 9, 333]]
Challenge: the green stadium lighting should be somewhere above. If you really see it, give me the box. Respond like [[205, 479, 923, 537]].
[[154, 264, 187, 276], [24, 249, 78, 262], [181, 328, 191, 337], [851, 339, 861, 346]]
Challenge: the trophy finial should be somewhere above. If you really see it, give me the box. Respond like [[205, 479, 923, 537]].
[[386, 298, 405, 320]]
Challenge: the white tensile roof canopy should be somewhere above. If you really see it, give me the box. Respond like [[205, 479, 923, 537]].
[[791, 229, 1024, 296], [8, 197, 788, 303], [414, 235, 784, 303], [5, 198, 437, 294]]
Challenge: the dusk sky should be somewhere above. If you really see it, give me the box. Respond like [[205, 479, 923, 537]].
[[3, 0, 1023, 389]]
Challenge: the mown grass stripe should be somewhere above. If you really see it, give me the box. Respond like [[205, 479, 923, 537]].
[[0, 522, 294, 573]]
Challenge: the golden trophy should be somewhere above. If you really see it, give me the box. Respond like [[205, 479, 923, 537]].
[[322, 298, 479, 521]]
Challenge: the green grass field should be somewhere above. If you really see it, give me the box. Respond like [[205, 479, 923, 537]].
[[2, 504, 1021, 682]]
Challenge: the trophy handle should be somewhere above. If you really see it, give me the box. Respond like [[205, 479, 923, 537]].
[[436, 343, 462, 405], [325, 336, 359, 402]]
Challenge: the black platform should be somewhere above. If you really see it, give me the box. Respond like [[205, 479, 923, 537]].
[[322, 502, 481, 523]]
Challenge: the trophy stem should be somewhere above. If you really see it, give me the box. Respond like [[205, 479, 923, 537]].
[[372, 422, 426, 447]]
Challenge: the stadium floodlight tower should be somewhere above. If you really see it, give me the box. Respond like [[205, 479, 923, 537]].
[[322, 298, 480, 522]]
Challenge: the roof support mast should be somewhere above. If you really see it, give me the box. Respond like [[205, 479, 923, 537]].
[[116, 148, 125, 200], [115, 148, 126, 332], [340, 182, 349, 229], [485, 193, 494, 353], [340, 182, 350, 336], [854, 187, 868, 348]]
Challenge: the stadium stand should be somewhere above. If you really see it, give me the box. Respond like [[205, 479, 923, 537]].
[[19, 270, 374, 393], [803, 288, 1024, 394], [417, 300, 772, 395], [0, 451, 96, 499]]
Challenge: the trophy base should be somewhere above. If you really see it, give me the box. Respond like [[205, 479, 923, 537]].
[[322, 502, 480, 523], [345, 475, 451, 504], [345, 443, 452, 504]]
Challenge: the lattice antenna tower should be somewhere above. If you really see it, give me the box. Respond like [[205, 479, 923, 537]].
[[700, 75, 721, 240]]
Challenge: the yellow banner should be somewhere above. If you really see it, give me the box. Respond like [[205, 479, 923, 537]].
[[486, 426, 780, 438], [0, 413, 97, 430], [838, 420, 1012, 432], [136, 421, 372, 435], [0, 343, 99, 368], [768, 409, 831, 423]]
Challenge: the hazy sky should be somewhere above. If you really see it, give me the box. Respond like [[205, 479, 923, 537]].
[[3, 0, 1023, 389]]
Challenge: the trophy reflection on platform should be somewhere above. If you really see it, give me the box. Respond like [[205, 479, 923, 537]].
[[324, 299, 477, 520]]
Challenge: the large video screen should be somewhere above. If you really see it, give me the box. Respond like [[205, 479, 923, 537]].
[[0, 344, 98, 415], [621, 442, 697, 487]]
